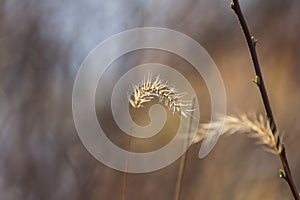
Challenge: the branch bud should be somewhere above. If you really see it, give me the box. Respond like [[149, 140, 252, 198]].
[[251, 36, 258, 46]]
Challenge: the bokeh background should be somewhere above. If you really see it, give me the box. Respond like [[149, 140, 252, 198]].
[[1, 0, 300, 199]]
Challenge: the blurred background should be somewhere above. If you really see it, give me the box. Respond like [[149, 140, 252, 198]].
[[1, 0, 300, 199]]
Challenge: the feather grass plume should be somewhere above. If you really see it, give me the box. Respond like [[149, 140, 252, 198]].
[[128, 75, 192, 117], [196, 113, 283, 154]]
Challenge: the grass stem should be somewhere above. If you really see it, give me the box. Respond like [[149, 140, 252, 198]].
[[174, 98, 195, 200]]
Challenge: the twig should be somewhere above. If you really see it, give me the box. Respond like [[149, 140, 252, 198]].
[[231, 1, 299, 199], [174, 98, 195, 200]]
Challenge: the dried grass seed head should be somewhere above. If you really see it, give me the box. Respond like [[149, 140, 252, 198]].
[[128, 75, 192, 117], [196, 113, 283, 154]]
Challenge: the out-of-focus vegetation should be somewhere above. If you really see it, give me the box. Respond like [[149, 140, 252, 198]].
[[0, 0, 299, 199]]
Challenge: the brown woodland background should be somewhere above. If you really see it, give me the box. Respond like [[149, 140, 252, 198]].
[[0, 0, 300, 199]]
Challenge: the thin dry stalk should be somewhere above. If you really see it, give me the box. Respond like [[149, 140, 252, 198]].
[[121, 110, 136, 200], [173, 98, 195, 200], [121, 136, 131, 200]]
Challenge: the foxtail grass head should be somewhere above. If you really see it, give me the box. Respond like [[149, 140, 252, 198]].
[[196, 113, 283, 154], [128, 75, 192, 117]]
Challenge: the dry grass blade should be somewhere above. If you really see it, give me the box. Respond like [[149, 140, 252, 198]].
[[196, 113, 283, 154]]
